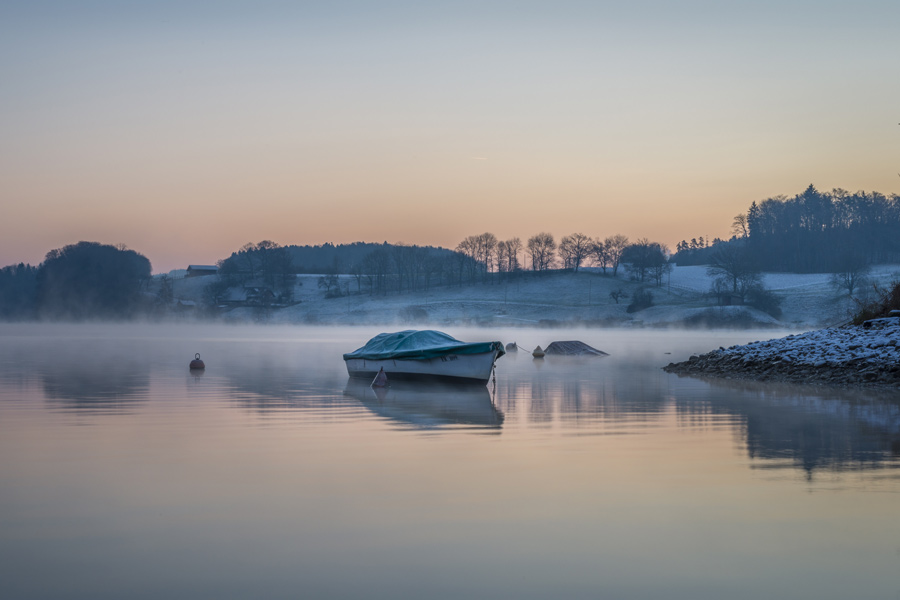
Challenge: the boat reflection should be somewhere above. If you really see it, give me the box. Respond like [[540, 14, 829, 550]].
[[344, 379, 504, 430]]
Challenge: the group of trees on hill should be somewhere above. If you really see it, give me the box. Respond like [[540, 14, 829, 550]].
[[620, 240, 672, 285], [283, 242, 457, 275], [0, 263, 38, 320], [747, 185, 900, 272], [213, 233, 650, 299], [675, 185, 900, 273], [455, 232, 635, 281], [218, 241, 293, 287], [0, 242, 152, 320]]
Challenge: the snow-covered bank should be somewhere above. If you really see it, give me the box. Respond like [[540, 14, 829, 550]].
[[664, 317, 900, 388]]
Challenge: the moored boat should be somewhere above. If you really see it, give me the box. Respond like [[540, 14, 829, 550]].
[[343, 330, 505, 384]]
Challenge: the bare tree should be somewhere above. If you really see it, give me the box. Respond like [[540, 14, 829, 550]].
[[731, 213, 749, 238], [456, 233, 497, 283], [476, 232, 498, 282], [455, 236, 479, 283], [318, 273, 342, 297], [591, 238, 609, 273], [505, 237, 522, 273], [495, 242, 510, 277], [830, 251, 870, 297], [349, 261, 365, 293], [361, 247, 391, 295], [609, 288, 628, 304], [603, 234, 629, 277], [558, 233, 593, 272], [622, 238, 669, 285], [392, 244, 419, 293], [706, 241, 760, 301], [650, 243, 673, 287], [527, 232, 556, 273]]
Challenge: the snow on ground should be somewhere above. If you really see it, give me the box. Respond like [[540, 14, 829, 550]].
[[669, 264, 900, 294], [165, 265, 900, 328], [669, 264, 900, 327], [665, 315, 900, 388], [718, 317, 900, 367]]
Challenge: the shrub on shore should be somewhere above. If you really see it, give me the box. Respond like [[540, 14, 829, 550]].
[[852, 280, 900, 324]]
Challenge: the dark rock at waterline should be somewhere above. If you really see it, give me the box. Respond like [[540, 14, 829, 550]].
[[663, 322, 900, 389], [664, 348, 900, 389], [544, 341, 609, 356]]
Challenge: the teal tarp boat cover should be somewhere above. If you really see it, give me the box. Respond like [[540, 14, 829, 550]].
[[343, 330, 505, 361]]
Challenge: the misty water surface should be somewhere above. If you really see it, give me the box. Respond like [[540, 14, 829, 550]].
[[0, 323, 899, 600]]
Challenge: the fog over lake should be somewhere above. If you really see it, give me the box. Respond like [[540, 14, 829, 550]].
[[1, 323, 898, 599]]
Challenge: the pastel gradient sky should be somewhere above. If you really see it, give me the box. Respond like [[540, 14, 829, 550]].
[[2, 1, 898, 273]]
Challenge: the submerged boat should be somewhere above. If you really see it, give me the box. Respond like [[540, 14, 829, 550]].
[[544, 341, 608, 356], [343, 330, 505, 384]]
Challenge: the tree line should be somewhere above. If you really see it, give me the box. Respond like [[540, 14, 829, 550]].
[[454, 232, 637, 280], [0, 242, 151, 320], [205, 231, 677, 302], [675, 184, 900, 273], [0, 231, 679, 319]]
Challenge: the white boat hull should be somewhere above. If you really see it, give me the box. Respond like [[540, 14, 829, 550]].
[[344, 349, 500, 383]]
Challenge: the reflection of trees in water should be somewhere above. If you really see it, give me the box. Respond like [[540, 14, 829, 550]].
[[0, 336, 152, 413], [678, 378, 900, 477], [217, 352, 348, 413], [38, 350, 150, 414], [499, 357, 900, 476], [496, 357, 671, 427], [41, 368, 149, 413]]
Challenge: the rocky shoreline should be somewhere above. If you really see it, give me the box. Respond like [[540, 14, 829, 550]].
[[664, 317, 900, 389]]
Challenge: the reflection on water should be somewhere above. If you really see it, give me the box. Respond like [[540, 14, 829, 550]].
[[499, 354, 900, 476], [688, 377, 900, 476], [344, 379, 503, 430], [1, 324, 900, 600], [0, 325, 896, 474], [1, 338, 150, 414], [39, 354, 150, 414]]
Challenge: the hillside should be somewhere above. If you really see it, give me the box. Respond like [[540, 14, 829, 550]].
[[168, 264, 900, 328]]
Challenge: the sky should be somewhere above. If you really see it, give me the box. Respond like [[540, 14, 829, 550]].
[[1, 1, 898, 273]]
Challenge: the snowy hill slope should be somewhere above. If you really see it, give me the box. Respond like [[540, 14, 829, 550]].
[[169, 265, 900, 328]]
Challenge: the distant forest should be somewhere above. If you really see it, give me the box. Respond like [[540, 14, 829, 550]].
[[674, 185, 900, 272], [221, 241, 457, 276], [0, 242, 151, 320]]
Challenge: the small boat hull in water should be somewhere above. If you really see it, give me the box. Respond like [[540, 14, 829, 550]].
[[343, 330, 504, 384], [344, 350, 501, 383]]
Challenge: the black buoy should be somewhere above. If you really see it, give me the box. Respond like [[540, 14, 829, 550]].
[[189, 353, 205, 370]]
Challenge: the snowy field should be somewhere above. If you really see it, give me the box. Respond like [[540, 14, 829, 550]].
[[170, 264, 900, 328], [668, 264, 900, 294], [668, 264, 900, 326]]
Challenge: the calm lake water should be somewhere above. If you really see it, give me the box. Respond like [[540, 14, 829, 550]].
[[1, 323, 899, 600]]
